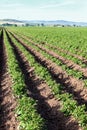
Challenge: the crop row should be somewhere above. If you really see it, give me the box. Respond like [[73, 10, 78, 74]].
[[8, 26, 87, 84], [8, 27, 87, 61], [5, 30, 82, 130], [4, 30, 46, 130], [6, 30, 87, 129], [15, 33, 87, 78], [16, 31, 87, 68], [0, 30, 18, 129], [9, 31, 87, 88]]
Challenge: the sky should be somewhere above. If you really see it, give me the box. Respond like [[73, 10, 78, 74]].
[[0, 0, 87, 22]]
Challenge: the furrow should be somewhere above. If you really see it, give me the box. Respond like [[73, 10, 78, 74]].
[[8, 31, 87, 107], [5, 31, 83, 130], [0, 30, 17, 130]]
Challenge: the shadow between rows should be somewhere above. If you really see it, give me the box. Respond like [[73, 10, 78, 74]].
[[18, 40, 87, 109], [6, 31, 81, 130], [0, 30, 16, 130]]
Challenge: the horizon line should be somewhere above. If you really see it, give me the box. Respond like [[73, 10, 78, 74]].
[[0, 18, 87, 23]]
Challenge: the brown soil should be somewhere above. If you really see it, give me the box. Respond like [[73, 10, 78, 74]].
[[9, 31, 87, 107], [20, 33, 87, 65], [51, 45, 87, 64], [44, 43, 87, 64], [0, 30, 17, 130], [35, 44, 87, 78], [11, 31, 87, 65], [6, 31, 83, 130], [13, 33, 87, 78]]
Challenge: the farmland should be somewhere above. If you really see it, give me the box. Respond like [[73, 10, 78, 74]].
[[0, 26, 87, 130]]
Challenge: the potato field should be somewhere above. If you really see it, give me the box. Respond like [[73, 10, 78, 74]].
[[0, 27, 87, 130]]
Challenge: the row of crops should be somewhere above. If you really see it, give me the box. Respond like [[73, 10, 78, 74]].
[[1, 27, 87, 130], [9, 27, 87, 57]]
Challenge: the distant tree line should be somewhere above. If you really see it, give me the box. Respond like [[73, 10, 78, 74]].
[[0, 23, 81, 27], [1, 23, 18, 27]]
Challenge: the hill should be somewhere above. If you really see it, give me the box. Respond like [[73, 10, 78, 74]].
[[0, 19, 87, 26]]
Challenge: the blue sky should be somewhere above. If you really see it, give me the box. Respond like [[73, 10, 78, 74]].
[[0, 0, 87, 22]]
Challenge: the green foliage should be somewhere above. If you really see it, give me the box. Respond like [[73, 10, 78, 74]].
[[16, 96, 45, 130], [4, 32, 46, 130], [7, 29, 87, 129]]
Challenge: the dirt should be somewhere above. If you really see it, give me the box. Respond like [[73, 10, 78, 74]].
[[5, 30, 83, 130], [34, 43, 87, 78], [0, 30, 18, 130], [12, 33, 87, 106], [57, 47, 87, 64], [12, 31, 87, 78], [7, 31, 87, 105], [10, 31, 87, 71], [47, 44, 87, 64]]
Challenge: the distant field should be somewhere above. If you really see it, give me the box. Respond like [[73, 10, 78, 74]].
[[1, 26, 87, 130], [9, 27, 87, 54]]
